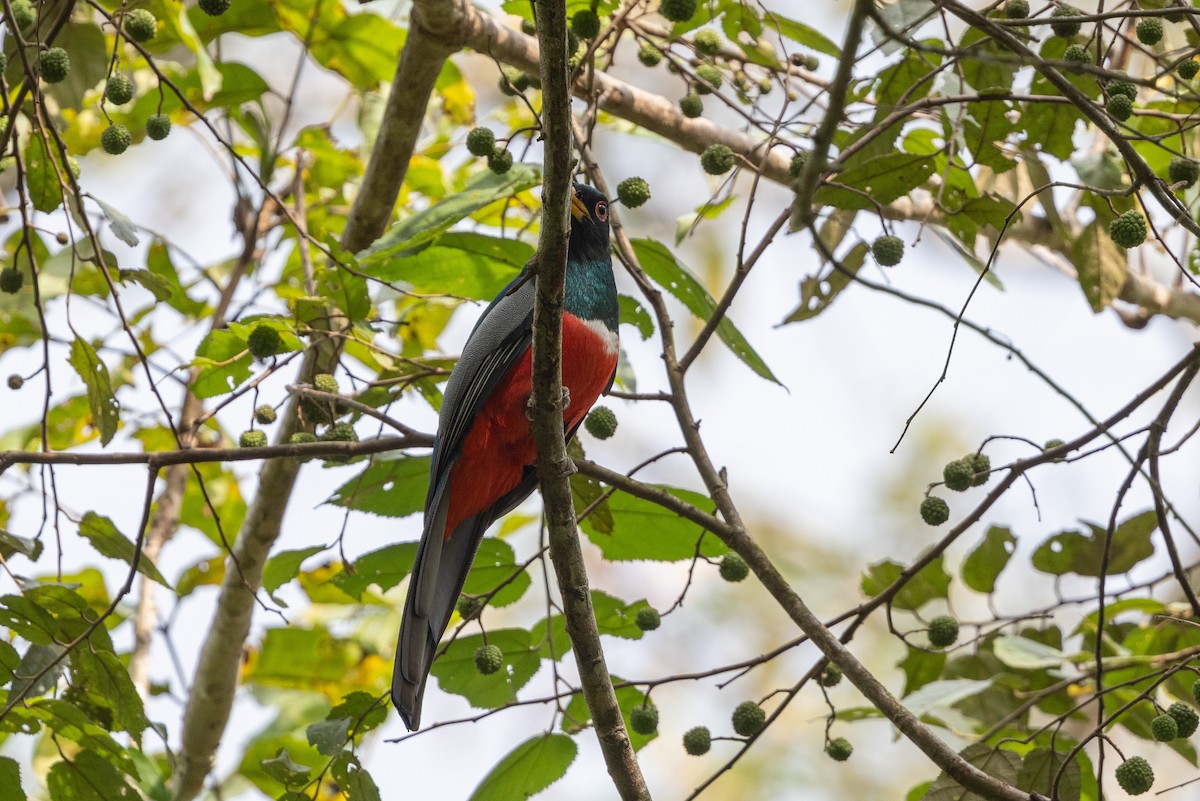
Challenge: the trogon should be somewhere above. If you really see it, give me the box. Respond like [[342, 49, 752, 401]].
[[392, 181, 618, 730]]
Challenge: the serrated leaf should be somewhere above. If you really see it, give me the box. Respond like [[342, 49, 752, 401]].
[[326, 455, 429, 517], [618, 294, 653, 340], [363, 232, 531, 301], [71, 648, 148, 738], [764, 12, 841, 56], [861, 555, 950, 610], [68, 338, 119, 446], [921, 743, 1021, 801], [118, 269, 172, 301], [1031, 510, 1156, 577], [0, 757, 26, 801], [961, 525, 1016, 593], [306, 718, 351, 757], [47, 750, 139, 801], [784, 242, 866, 323], [816, 152, 936, 210], [331, 753, 382, 801], [332, 542, 418, 598], [262, 546, 325, 602], [191, 329, 253, 398], [1016, 747, 1080, 801], [78, 513, 169, 588], [24, 135, 65, 213], [259, 748, 311, 788], [899, 647, 946, 696], [11, 643, 66, 701], [468, 734, 577, 801], [631, 239, 779, 383], [579, 485, 729, 562]]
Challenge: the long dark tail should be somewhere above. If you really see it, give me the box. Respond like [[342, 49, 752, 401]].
[[392, 493, 486, 730]]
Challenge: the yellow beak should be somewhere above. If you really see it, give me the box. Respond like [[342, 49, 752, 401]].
[[570, 186, 590, 221]]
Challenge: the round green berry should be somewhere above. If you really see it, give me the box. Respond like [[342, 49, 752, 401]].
[[757, 78, 773, 94], [1050, 5, 1082, 38], [1109, 209, 1147, 248], [254, 405, 276, 425], [1108, 77, 1138, 100], [584, 406, 618, 439], [100, 124, 132, 155], [1168, 156, 1199, 188], [719, 552, 749, 582], [629, 703, 658, 734], [616, 176, 651, 208], [871, 235, 904, 266], [819, 663, 842, 687], [466, 127, 496, 157], [695, 64, 722, 94], [943, 458, 974, 492], [125, 9, 158, 42], [1106, 94, 1133, 121], [731, 701, 765, 736], [1168, 701, 1199, 737], [1115, 756, 1154, 795], [520, 18, 536, 36], [660, 0, 696, 24], [456, 595, 484, 620], [1151, 713, 1179, 741], [9, 0, 35, 29], [198, 0, 231, 16], [700, 144, 735, 175], [1044, 438, 1065, 451], [927, 615, 960, 648], [1004, 0, 1029, 19], [635, 607, 661, 632], [826, 736, 853, 761], [1063, 44, 1091, 63], [682, 725, 711, 755], [7, 374, 23, 390], [571, 9, 600, 39], [239, 429, 267, 448], [679, 92, 703, 117], [1179, 60, 1199, 80], [920, 496, 950, 526], [473, 643, 503, 675], [104, 75, 135, 105], [323, 422, 357, 442], [694, 29, 721, 56], [1136, 17, 1164, 46], [39, 48, 70, 84], [313, 373, 338, 394], [0, 267, 23, 294], [488, 148, 513, 175], [290, 432, 318, 444], [969, 452, 990, 487], [499, 67, 529, 95], [146, 114, 171, 141], [246, 324, 283, 359], [637, 42, 663, 67]]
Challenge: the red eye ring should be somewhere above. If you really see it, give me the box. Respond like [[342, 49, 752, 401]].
[[595, 201, 608, 221]]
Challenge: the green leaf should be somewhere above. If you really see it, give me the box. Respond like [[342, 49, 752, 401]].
[[1031, 510, 1156, 577], [0, 529, 44, 561], [0, 757, 26, 801], [562, 679, 657, 750], [468, 734, 577, 801], [899, 646, 946, 696], [93, 197, 140, 247], [816, 152, 936, 209], [78, 512, 170, 588], [461, 539, 531, 608], [358, 165, 542, 265], [47, 750, 139, 801], [992, 636, 1067, 670], [263, 546, 326, 601], [191, 329, 253, 399], [861, 555, 950, 610], [430, 628, 541, 709], [246, 627, 360, 689], [618, 294, 653, 340], [71, 648, 148, 738], [118, 269, 172, 302], [961, 525, 1016, 593], [1072, 216, 1127, 313], [920, 743, 1021, 801], [332, 542, 418, 598], [259, 748, 311, 788], [364, 232, 532, 301], [68, 338, 119, 446], [306, 718, 351, 757], [784, 242, 866, 323], [763, 12, 841, 56], [630, 239, 779, 384], [1016, 747, 1080, 801], [331, 753, 382, 801], [580, 485, 729, 562], [24, 135, 64, 213], [0, 639, 19, 685], [11, 643, 66, 701], [959, 26, 1017, 92], [326, 455, 429, 517], [327, 691, 388, 738]]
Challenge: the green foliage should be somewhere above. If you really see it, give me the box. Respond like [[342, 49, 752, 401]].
[[469, 734, 577, 801]]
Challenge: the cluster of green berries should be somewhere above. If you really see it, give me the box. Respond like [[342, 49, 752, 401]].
[[660, 0, 696, 24], [124, 9, 158, 42], [1109, 209, 1148, 248], [7, 374, 23, 389], [927, 614, 959, 648], [731, 700, 765, 736], [634, 606, 661, 631], [629, 702, 658, 734], [616, 177, 651, 208], [247, 324, 284, 359], [719, 552, 748, 582], [571, 9, 600, 40], [1168, 156, 1199, 188], [40, 48, 70, 84], [239, 429, 267, 448], [1179, 60, 1200, 80], [584, 406, 618, 438], [920, 496, 950, 526], [826, 736, 853, 761], [474, 643, 503, 675], [465, 126, 515, 175], [1135, 18, 1164, 46], [198, 0, 232, 16], [872, 235, 905, 267], [9, 0, 35, 29], [700, 144, 735, 176], [1050, 4, 1083, 38], [1004, 0, 1029, 19], [942, 452, 990, 492], [0, 267, 23, 294], [254, 405, 276, 425], [1151, 701, 1199, 741], [1115, 756, 1154, 795]]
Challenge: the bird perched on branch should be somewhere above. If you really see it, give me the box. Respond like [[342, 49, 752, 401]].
[[393, 182, 618, 730]]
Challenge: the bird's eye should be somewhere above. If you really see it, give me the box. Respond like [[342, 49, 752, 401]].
[[594, 201, 608, 221]]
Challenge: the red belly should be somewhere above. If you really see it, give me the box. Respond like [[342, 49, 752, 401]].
[[443, 314, 617, 537]]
